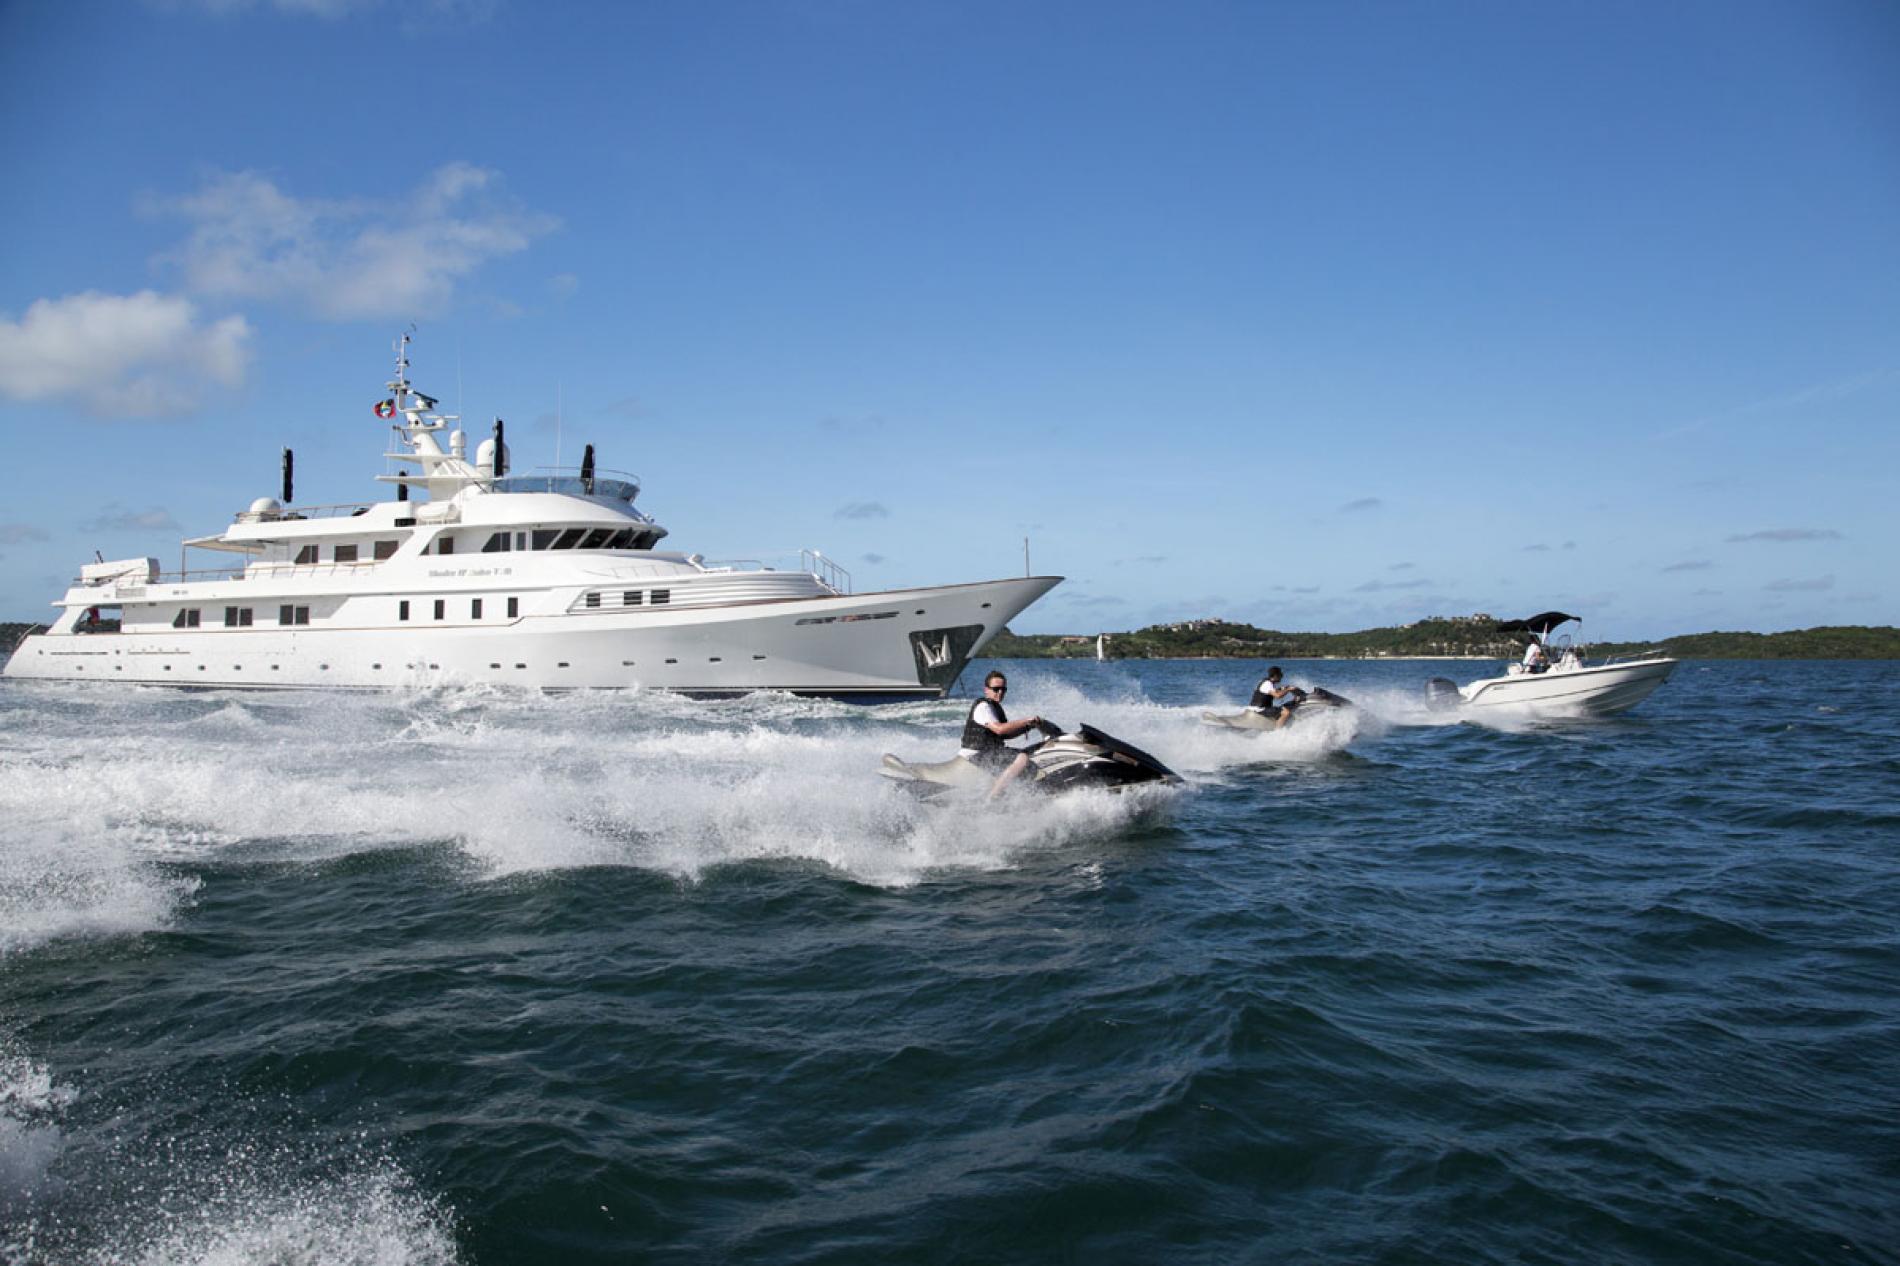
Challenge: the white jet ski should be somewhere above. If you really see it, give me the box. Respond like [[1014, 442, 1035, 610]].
[[1202, 685, 1355, 731], [879, 722, 1181, 801], [1426, 611, 1676, 717]]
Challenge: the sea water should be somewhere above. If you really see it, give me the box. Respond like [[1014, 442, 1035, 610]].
[[1, 659, 1896, 1264]]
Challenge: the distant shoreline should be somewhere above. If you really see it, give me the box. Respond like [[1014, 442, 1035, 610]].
[[987, 618, 1900, 662]]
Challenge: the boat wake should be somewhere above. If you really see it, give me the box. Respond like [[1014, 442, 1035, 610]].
[[0, 1028, 458, 1266]]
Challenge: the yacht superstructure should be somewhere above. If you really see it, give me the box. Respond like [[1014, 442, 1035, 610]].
[[4, 338, 1059, 699]]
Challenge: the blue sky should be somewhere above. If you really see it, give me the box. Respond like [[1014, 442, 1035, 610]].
[[1, 0, 1895, 639]]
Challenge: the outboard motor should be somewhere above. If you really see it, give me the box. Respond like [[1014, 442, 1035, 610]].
[[1425, 677, 1463, 713]]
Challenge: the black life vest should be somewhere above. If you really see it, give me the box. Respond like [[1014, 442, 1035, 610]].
[[962, 698, 1007, 754], [1248, 678, 1279, 711]]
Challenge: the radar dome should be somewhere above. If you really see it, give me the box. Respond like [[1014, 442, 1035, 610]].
[[475, 438, 511, 476], [249, 497, 282, 515]]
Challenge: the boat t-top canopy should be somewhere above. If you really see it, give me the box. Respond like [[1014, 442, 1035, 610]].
[[1496, 611, 1579, 639]]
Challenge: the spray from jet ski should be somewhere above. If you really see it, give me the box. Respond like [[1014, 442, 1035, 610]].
[[1201, 686, 1356, 731], [878, 721, 1181, 801]]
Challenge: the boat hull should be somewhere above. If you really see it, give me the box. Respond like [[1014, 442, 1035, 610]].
[[1459, 658, 1677, 715], [2, 576, 1059, 701]]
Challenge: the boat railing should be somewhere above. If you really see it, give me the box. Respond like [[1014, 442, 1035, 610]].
[[236, 501, 380, 523], [694, 551, 851, 594], [243, 559, 392, 578], [127, 559, 397, 585], [136, 568, 250, 586], [801, 549, 851, 594], [1599, 649, 1671, 665], [492, 468, 642, 503]]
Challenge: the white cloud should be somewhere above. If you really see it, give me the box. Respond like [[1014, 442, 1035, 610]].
[[0, 524, 50, 544], [834, 502, 890, 519], [87, 506, 182, 533], [1728, 528, 1843, 543], [153, 163, 558, 320], [0, 291, 250, 417]]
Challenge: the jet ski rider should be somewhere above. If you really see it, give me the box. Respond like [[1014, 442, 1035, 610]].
[[1247, 666, 1300, 730], [961, 670, 1048, 800]]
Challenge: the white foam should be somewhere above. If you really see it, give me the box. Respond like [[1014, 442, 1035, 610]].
[[0, 671, 1422, 898], [0, 1040, 73, 1212], [0, 761, 202, 956], [109, 1163, 459, 1266]]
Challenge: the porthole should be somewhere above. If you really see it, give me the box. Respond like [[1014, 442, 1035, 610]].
[[753, 654, 766, 660], [708, 657, 721, 663], [557, 662, 570, 668], [515, 663, 526, 669], [664, 658, 678, 664], [490, 662, 501, 669]]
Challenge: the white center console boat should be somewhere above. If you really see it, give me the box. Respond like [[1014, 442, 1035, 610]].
[[1425, 611, 1675, 717]]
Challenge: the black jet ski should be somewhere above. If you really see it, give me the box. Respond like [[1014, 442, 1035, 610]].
[[879, 722, 1182, 801], [1201, 686, 1355, 731]]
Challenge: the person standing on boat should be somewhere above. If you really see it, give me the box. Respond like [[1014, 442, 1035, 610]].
[[961, 671, 1047, 799], [1247, 666, 1300, 730], [1521, 639, 1550, 674]]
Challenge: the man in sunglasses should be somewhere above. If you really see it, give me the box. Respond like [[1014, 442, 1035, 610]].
[[960, 670, 1050, 799]]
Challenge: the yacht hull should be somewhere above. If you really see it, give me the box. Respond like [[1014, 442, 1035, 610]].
[[1459, 657, 1677, 715], [3, 576, 1058, 701]]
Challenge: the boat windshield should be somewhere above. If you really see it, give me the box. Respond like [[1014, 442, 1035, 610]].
[[493, 475, 640, 503]]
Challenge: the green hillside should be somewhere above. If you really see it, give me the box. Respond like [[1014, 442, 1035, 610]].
[[989, 618, 1900, 660]]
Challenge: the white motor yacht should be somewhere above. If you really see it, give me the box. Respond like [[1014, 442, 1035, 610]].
[[1425, 612, 1676, 716], [4, 337, 1059, 700]]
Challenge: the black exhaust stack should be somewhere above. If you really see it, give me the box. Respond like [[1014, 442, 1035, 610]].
[[580, 443, 595, 494], [281, 448, 293, 505], [492, 419, 505, 479]]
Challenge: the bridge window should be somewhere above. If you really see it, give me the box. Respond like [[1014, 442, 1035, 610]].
[[173, 608, 201, 628], [482, 532, 512, 553], [295, 544, 318, 564], [374, 540, 398, 560], [334, 544, 358, 563], [552, 528, 586, 550], [531, 529, 559, 550]]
